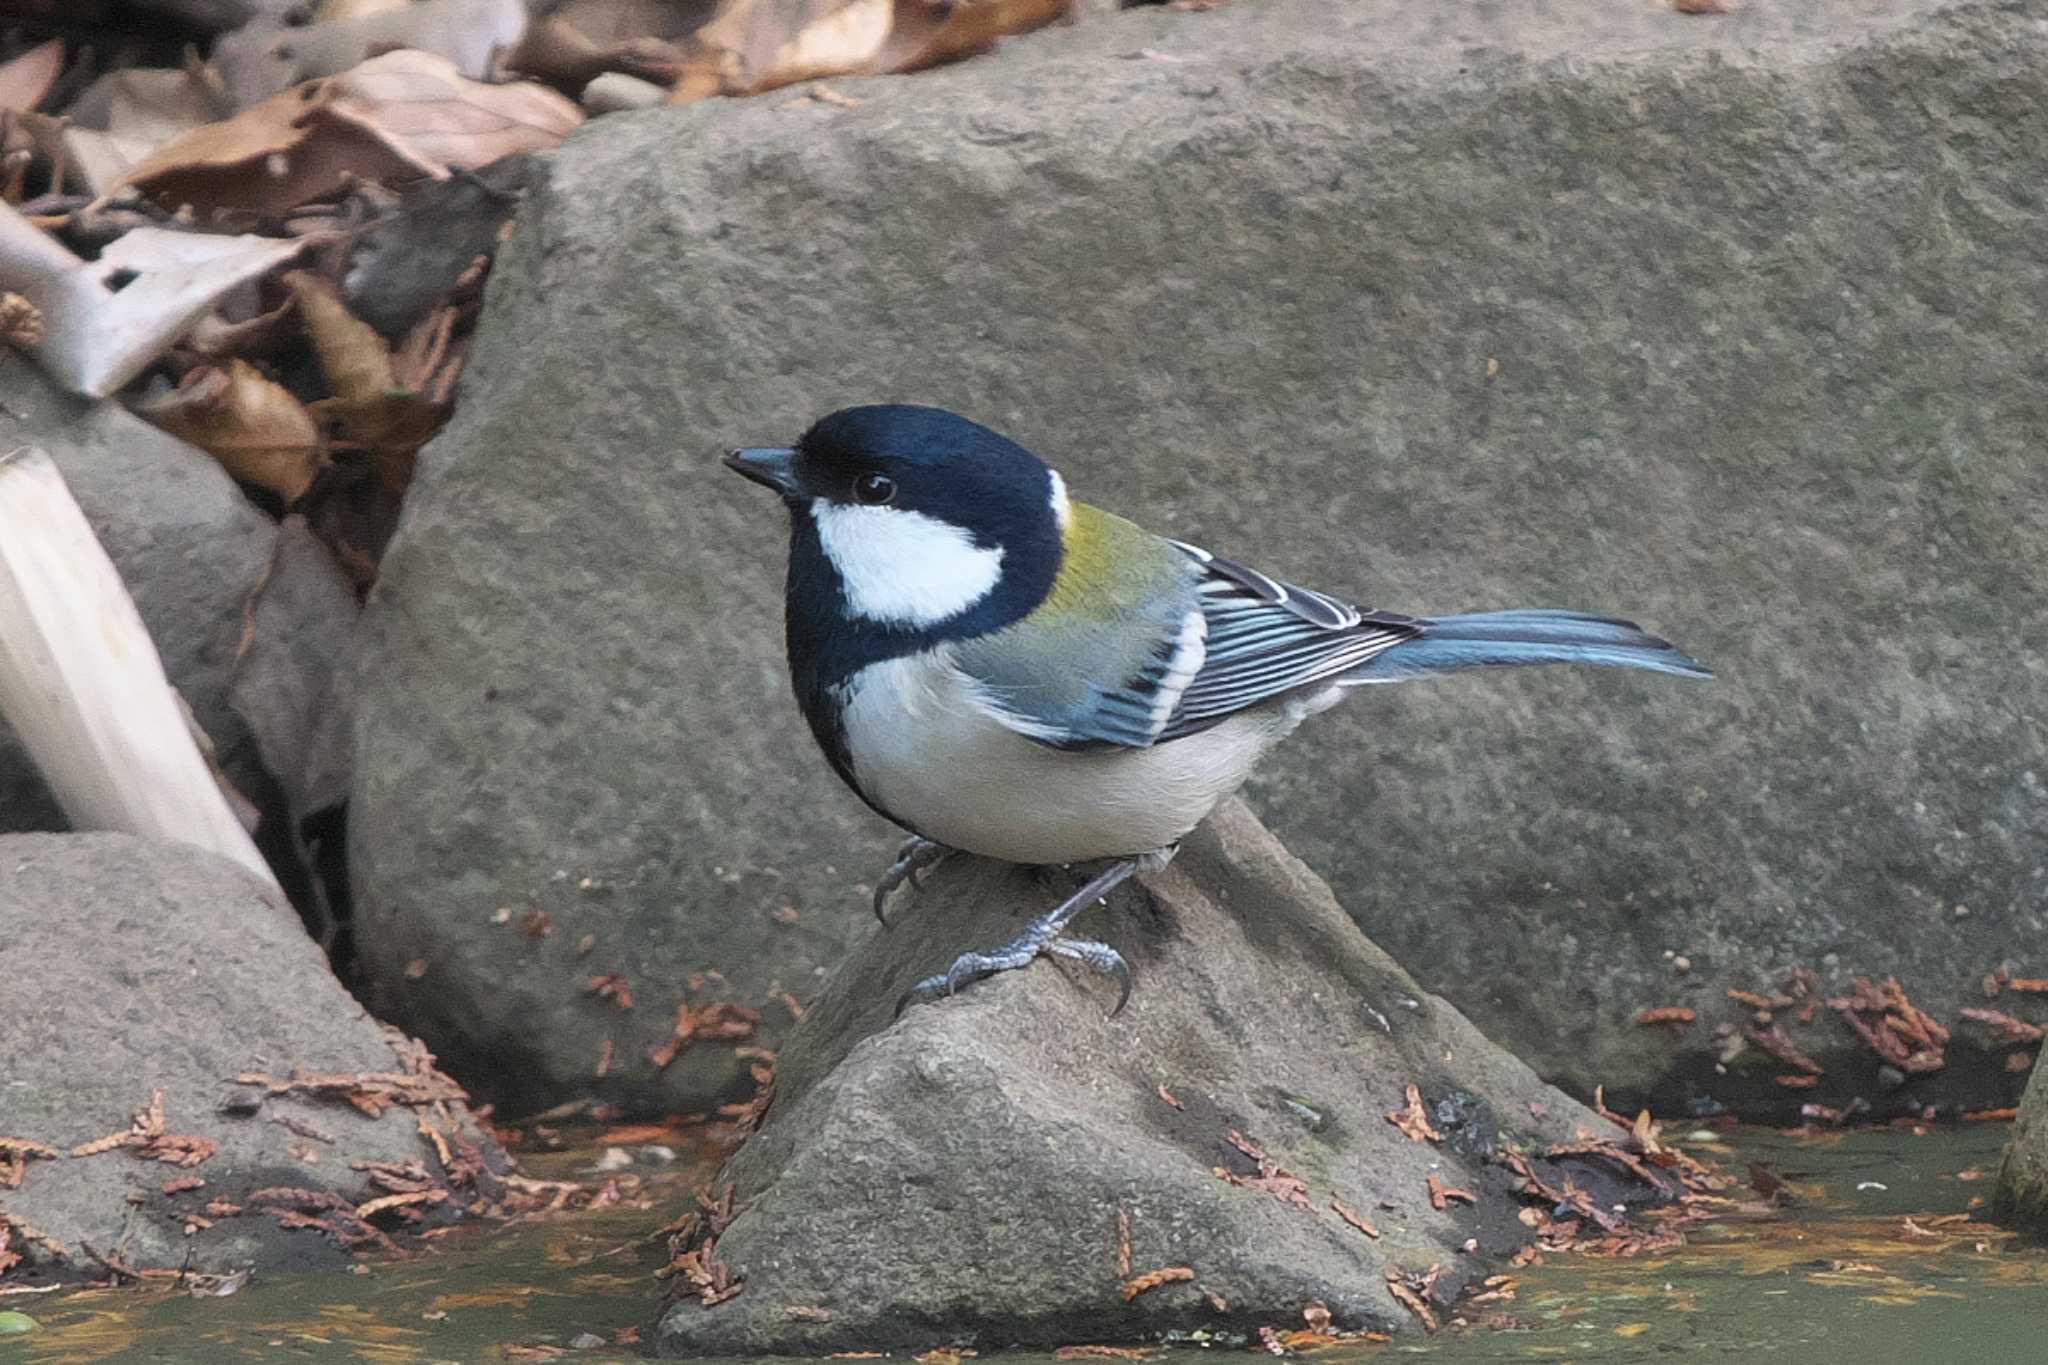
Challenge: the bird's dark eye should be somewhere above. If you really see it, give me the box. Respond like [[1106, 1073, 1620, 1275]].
[[852, 472, 896, 506]]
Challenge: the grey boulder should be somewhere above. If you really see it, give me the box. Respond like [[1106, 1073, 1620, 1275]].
[[1993, 1063, 2048, 1238], [354, 0, 2048, 1119], [0, 834, 497, 1279], [656, 802, 1664, 1353]]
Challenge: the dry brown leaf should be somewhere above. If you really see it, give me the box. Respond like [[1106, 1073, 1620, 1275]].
[[670, 0, 1067, 103], [874, 0, 1067, 74], [1330, 1197, 1380, 1238], [1385, 1272, 1438, 1332], [317, 0, 412, 19], [1426, 1174, 1476, 1210], [134, 360, 323, 502], [1386, 1084, 1443, 1143], [39, 62, 230, 194], [586, 973, 635, 1009], [0, 291, 42, 346], [1119, 1265, 1193, 1302], [328, 51, 582, 172], [508, 10, 689, 87], [186, 300, 298, 360], [286, 271, 397, 402], [120, 51, 580, 218], [0, 39, 63, 114]]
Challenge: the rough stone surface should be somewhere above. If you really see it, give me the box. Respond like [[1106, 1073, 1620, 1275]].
[[658, 802, 1648, 1353], [0, 361, 279, 839], [0, 834, 496, 1279], [1994, 1060, 2048, 1238], [354, 0, 2048, 1119]]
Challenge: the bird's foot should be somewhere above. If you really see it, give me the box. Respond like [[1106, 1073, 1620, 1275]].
[[896, 857, 1142, 1016], [872, 836, 952, 926]]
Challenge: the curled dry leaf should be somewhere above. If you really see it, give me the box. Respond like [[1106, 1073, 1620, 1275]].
[[1949, 1015, 2048, 1047], [285, 270, 448, 479], [1386, 1084, 1443, 1143], [1330, 1197, 1380, 1239], [40, 61, 231, 195], [671, 0, 1069, 104], [120, 51, 582, 219], [0, 292, 38, 346], [0, 207, 304, 397], [133, 360, 323, 503], [0, 40, 63, 115], [1119, 1265, 1193, 1302], [1384, 1272, 1438, 1333]]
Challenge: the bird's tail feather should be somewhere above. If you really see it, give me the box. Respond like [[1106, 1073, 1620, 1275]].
[[1341, 609, 1711, 684]]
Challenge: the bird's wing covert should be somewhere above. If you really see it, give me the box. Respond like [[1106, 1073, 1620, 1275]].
[[1155, 542, 1422, 741]]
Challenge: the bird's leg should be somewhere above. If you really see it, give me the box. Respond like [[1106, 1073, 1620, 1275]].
[[897, 855, 1147, 1016], [872, 836, 952, 927]]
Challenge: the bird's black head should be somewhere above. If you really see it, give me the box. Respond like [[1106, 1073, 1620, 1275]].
[[726, 405, 1068, 644], [728, 405, 1060, 537], [727, 404, 1074, 748]]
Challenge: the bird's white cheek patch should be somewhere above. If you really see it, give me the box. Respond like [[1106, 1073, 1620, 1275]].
[[811, 501, 1005, 627]]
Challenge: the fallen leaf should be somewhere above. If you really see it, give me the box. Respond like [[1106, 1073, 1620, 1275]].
[[0, 208, 305, 397], [586, 973, 635, 1010], [1056, 1349, 1152, 1361], [1387, 1084, 1443, 1143], [670, 0, 1067, 104], [39, 62, 230, 194], [1960, 1008, 2045, 1045], [120, 51, 581, 219], [0, 40, 63, 114], [133, 360, 323, 502], [218, 0, 532, 106], [1330, 1197, 1380, 1238], [1120, 1265, 1193, 1302], [1427, 1174, 1476, 1209], [1385, 1271, 1438, 1332], [318, 0, 413, 19]]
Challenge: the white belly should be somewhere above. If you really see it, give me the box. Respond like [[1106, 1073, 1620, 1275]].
[[836, 651, 1330, 865]]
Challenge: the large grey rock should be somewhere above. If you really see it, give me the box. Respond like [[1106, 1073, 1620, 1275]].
[[0, 361, 278, 837], [354, 0, 2048, 1119], [0, 834, 499, 1279], [658, 802, 1659, 1353], [1994, 1062, 2048, 1238]]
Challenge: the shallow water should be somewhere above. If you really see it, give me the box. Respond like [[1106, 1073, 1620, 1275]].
[[2, 1122, 2039, 1365]]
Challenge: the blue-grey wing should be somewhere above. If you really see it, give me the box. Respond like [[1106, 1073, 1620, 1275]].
[[951, 534, 1207, 751], [1157, 543, 1421, 742]]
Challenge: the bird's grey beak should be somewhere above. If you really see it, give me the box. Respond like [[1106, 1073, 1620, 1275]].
[[724, 446, 802, 498]]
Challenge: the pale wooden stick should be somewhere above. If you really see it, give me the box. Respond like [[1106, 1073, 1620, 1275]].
[[0, 445, 277, 887]]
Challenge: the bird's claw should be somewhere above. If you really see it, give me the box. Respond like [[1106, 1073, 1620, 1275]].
[[1046, 936, 1133, 1015], [872, 837, 951, 926], [895, 932, 1131, 1017], [893, 855, 1145, 1017]]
